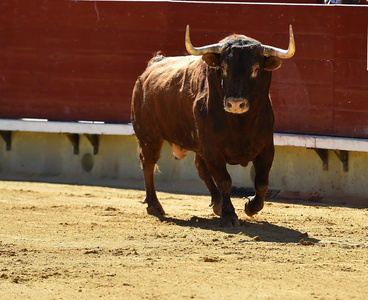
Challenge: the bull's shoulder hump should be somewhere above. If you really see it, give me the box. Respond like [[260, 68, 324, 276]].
[[166, 55, 199, 61], [144, 55, 202, 78], [153, 55, 201, 67], [141, 55, 204, 87]]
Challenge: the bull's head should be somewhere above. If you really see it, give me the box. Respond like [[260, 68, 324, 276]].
[[185, 25, 295, 114]]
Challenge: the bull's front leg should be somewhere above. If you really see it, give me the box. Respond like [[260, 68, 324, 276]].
[[245, 144, 274, 217], [204, 158, 240, 227]]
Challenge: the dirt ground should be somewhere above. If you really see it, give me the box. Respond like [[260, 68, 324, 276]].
[[0, 180, 367, 299]]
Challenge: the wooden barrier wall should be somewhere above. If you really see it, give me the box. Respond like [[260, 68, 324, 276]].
[[1, 0, 368, 138]]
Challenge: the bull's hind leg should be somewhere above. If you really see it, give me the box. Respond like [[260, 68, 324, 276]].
[[195, 154, 222, 216], [138, 139, 165, 215]]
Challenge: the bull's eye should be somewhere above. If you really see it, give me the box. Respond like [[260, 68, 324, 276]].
[[220, 63, 227, 77], [251, 63, 260, 78]]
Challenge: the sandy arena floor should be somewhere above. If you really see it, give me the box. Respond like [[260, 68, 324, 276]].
[[0, 180, 367, 299]]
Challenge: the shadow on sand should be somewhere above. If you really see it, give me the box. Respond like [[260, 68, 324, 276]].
[[156, 215, 320, 244]]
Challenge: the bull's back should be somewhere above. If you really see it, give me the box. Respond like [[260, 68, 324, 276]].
[[132, 55, 205, 148]]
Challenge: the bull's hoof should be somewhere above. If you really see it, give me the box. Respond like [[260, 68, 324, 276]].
[[244, 196, 264, 217], [220, 213, 240, 227], [144, 201, 165, 216]]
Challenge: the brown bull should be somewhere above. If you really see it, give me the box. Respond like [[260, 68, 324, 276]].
[[131, 25, 295, 226]]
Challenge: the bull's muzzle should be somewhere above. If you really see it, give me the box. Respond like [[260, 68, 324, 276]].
[[224, 97, 249, 114]]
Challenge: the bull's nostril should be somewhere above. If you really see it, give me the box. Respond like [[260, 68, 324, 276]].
[[227, 102, 232, 109], [239, 102, 245, 109]]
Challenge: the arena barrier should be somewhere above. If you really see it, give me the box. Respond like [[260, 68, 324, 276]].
[[1, 1, 368, 202], [1, 119, 367, 173]]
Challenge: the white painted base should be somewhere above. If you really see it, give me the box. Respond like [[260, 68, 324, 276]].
[[0, 119, 134, 135], [0, 118, 367, 152], [274, 133, 368, 152], [0, 129, 368, 202]]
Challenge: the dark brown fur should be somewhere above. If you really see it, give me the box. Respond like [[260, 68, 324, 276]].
[[131, 34, 282, 226]]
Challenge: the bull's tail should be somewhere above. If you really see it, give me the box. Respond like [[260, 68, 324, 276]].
[[131, 77, 143, 126]]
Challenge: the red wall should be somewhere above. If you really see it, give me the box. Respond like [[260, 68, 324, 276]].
[[1, 1, 368, 138]]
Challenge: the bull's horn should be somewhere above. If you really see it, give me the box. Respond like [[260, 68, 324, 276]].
[[262, 24, 295, 59], [185, 25, 225, 55]]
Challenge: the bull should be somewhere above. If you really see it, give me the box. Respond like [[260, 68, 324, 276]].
[[131, 25, 295, 226]]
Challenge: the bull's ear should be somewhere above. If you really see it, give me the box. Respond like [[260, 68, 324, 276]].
[[264, 56, 282, 71], [202, 53, 221, 68]]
